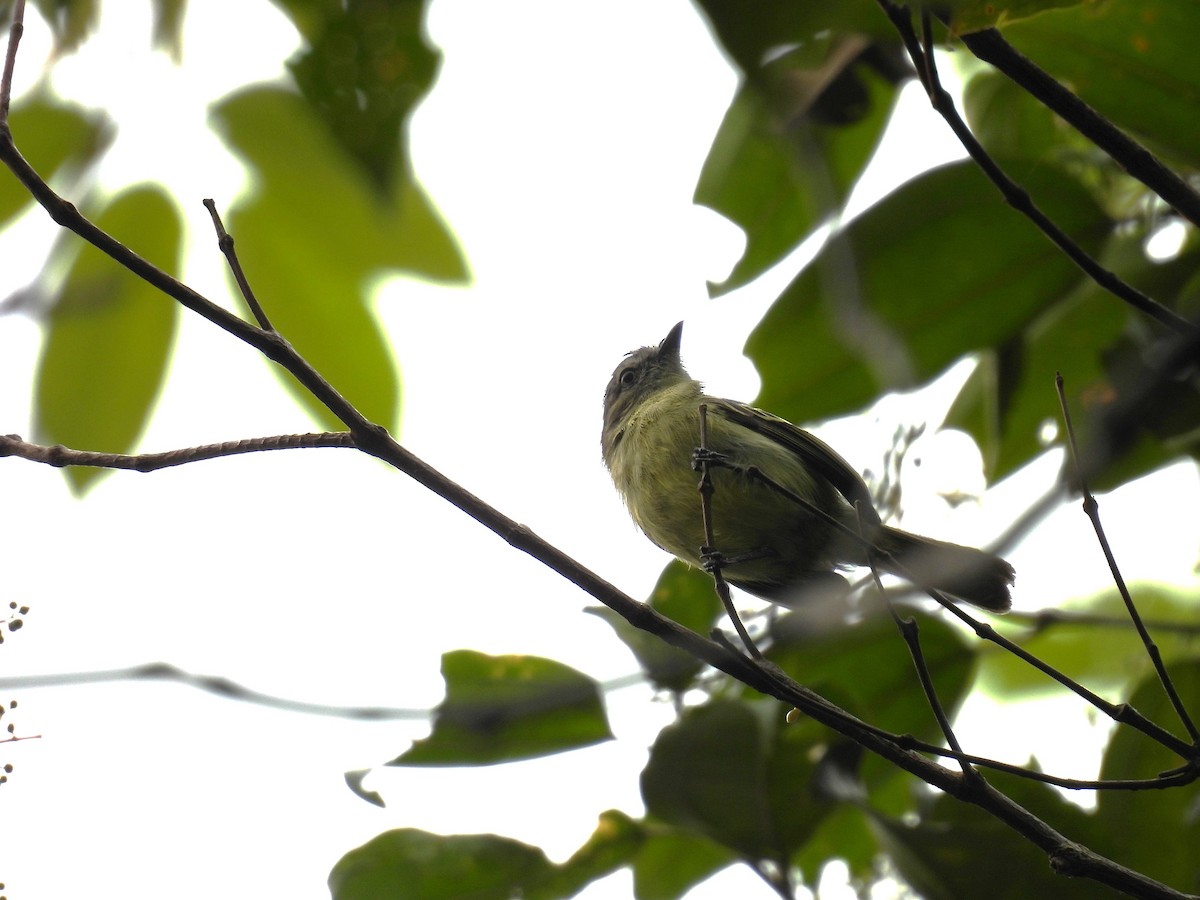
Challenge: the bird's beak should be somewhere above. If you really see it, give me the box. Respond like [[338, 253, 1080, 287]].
[[659, 321, 684, 363]]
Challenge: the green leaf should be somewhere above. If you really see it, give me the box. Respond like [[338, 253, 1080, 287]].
[[640, 699, 831, 861], [284, 0, 439, 191], [587, 561, 722, 692], [390, 650, 612, 766], [150, 0, 187, 61], [0, 94, 111, 229], [947, 0, 1089, 33], [874, 769, 1103, 900], [29, 0, 99, 54], [947, 235, 1200, 484], [1003, 0, 1200, 169], [768, 608, 976, 741], [329, 829, 558, 900], [330, 814, 642, 900], [963, 68, 1068, 163], [692, 0, 897, 74], [698, 64, 900, 296], [213, 85, 446, 432], [1093, 661, 1200, 891], [33, 185, 182, 494], [747, 160, 1111, 427], [631, 825, 734, 900], [977, 588, 1200, 699]]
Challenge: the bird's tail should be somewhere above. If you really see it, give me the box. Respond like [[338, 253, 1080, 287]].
[[872, 527, 1014, 612]]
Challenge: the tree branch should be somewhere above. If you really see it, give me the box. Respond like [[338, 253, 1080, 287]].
[[0, 432, 356, 471]]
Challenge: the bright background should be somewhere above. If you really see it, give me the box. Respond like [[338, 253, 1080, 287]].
[[2, 3, 1199, 899]]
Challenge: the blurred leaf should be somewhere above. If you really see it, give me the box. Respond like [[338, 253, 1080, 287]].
[[948, 235, 1200, 484], [794, 804, 876, 890], [977, 588, 1200, 699], [698, 60, 901, 296], [641, 699, 831, 861], [631, 825, 734, 900], [329, 829, 558, 900], [1003, 0, 1200, 169], [0, 94, 111, 229], [963, 68, 1066, 163], [330, 813, 641, 900], [215, 86, 462, 432], [151, 0, 187, 61], [875, 768, 1103, 900], [747, 160, 1111, 427], [1093, 661, 1200, 891], [33, 185, 181, 494], [768, 608, 976, 740], [948, 0, 1089, 33], [285, 0, 438, 192], [27, 0, 98, 54], [692, 0, 897, 75], [587, 561, 722, 692], [343, 769, 384, 808], [390, 650, 612, 766]]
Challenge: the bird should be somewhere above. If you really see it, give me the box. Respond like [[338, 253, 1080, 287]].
[[601, 321, 1013, 613]]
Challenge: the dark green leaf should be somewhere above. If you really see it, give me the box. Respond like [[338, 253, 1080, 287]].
[[875, 769, 1106, 900], [794, 804, 876, 890], [1093, 660, 1200, 891], [698, 64, 900, 296], [587, 561, 722, 692], [747, 160, 1111, 427], [33, 185, 182, 494], [330, 814, 641, 900], [390, 650, 612, 766], [0, 94, 111, 230], [693, 0, 897, 74], [1003, 0, 1200, 169], [641, 699, 831, 861], [963, 69, 1067, 163], [948, 235, 1200, 484], [285, 0, 439, 191], [632, 825, 734, 900], [948, 0, 1088, 33], [329, 829, 557, 900], [768, 608, 975, 740]]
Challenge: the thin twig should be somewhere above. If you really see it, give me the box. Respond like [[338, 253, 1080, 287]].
[[865, 516, 976, 779], [203, 198, 274, 331], [0, 432, 356, 471], [0, 0, 22, 122], [873, 1, 1194, 337], [1056, 372, 1200, 746], [695, 403, 761, 658]]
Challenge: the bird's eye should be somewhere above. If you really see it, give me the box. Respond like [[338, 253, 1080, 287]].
[[619, 368, 637, 388]]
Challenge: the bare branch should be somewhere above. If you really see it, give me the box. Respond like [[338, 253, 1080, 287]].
[[1057, 372, 1200, 745], [0, 432, 356, 472]]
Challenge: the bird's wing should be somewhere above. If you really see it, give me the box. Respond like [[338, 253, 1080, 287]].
[[710, 399, 882, 528]]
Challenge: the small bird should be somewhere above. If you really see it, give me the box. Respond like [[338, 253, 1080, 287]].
[[601, 322, 1013, 612]]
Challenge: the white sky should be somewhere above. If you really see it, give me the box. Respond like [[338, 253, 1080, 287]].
[[2, 2, 1199, 899]]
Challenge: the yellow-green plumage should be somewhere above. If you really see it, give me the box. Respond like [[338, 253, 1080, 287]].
[[602, 322, 1013, 612]]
